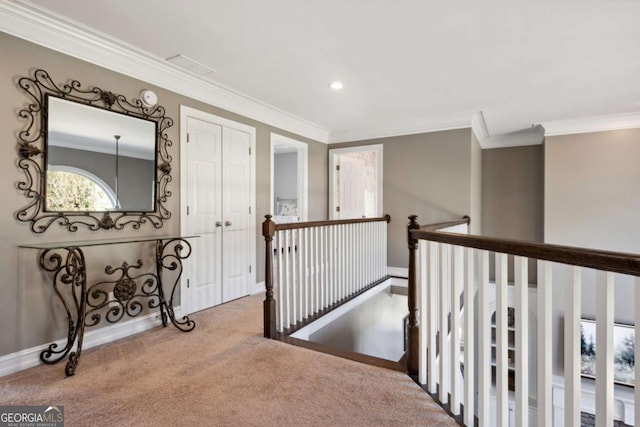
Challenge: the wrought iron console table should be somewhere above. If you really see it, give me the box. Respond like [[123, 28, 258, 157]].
[[19, 236, 197, 376]]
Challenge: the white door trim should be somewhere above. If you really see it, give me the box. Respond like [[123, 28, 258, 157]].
[[180, 105, 256, 315], [270, 133, 309, 221], [329, 144, 383, 220]]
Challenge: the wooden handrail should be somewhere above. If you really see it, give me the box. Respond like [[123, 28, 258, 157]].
[[273, 214, 391, 231], [419, 215, 470, 231], [411, 218, 640, 277]]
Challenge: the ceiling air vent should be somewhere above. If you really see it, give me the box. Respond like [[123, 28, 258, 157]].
[[166, 54, 216, 76]]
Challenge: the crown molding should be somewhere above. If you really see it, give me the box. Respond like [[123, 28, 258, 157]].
[[472, 110, 545, 149], [542, 111, 640, 137], [479, 125, 545, 149], [0, 1, 330, 143], [329, 116, 471, 144], [471, 110, 489, 143]]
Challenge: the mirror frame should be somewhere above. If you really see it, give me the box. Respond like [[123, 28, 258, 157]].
[[16, 69, 173, 233]]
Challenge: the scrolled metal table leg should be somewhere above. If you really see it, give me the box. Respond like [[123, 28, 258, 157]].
[[156, 238, 196, 332], [39, 247, 88, 376]]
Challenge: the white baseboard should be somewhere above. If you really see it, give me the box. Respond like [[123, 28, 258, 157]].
[[252, 281, 265, 296], [387, 267, 408, 278], [0, 306, 180, 378]]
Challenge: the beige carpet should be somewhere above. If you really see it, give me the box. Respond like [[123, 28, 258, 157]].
[[0, 295, 457, 427]]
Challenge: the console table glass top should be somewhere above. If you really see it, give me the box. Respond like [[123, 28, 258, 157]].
[[19, 235, 199, 250]]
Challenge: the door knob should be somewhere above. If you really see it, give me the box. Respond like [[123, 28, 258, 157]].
[[215, 221, 222, 227], [224, 220, 232, 227]]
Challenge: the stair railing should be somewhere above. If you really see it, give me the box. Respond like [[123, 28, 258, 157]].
[[263, 214, 390, 338], [407, 214, 640, 427]]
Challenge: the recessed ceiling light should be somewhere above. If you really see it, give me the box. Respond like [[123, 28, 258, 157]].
[[329, 81, 344, 90]]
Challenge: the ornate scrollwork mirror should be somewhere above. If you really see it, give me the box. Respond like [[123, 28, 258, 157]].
[[16, 69, 173, 233]]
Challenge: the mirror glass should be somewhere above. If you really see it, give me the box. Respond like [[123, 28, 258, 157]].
[[45, 96, 157, 212]]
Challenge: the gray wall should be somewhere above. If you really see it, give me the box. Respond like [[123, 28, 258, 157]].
[[0, 32, 327, 357], [331, 128, 474, 269], [545, 128, 640, 374], [545, 128, 640, 253], [273, 152, 298, 202], [482, 145, 544, 281]]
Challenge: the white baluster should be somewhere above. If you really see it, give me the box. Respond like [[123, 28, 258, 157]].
[[364, 222, 369, 286], [291, 230, 298, 326], [339, 225, 347, 300], [315, 226, 320, 313], [318, 227, 328, 310], [478, 250, 490, 426], [596, 271, 614, 427], [463, 247, 475, 427], [325, 225, 330, 308], [331, 224, 336, 306], [537, 260, 552, 427], [302, 228, 308, 320], [565, 266, 581, 427], [355, 223, 359, 292], [450, 245, 463, 416], [276, 231, 284, 332], [284, 230, 291, 330], [309, 227, 318, 315], [439, 243, 450, 404], [382, 220, 388, 277], [427, 241, 438, 393], [418, 239, 428, 386], [335, 224, 340, 304], [496, 252, 508, 427], [350, 224, 355, 295], [514, 256, 528, 427], [367, 222, 372, 285], [336, 225, 344, 301], [361, 222, 365, 288], [351, 224, 360, 293], [376, 221, 381, 279]]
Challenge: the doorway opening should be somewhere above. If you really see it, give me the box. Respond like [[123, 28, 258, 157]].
[[270, 133, 308, 223], [329, 145, 383, 220]]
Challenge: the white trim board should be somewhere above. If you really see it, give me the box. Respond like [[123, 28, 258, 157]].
[[0, 307, 180, 378], [252, 281, 265, 296], [387, 267, 408, 278], [0, 1, 330, 144]]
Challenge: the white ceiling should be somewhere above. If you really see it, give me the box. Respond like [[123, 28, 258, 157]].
[[19, 0, 640, 143]]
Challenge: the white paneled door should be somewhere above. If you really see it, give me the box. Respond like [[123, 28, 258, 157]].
[[338, 155, 367, 219], [221, 127, 251, 302], [184, 115, 252, 313]]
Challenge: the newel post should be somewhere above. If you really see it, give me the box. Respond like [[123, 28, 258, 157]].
[[407, 214, 420, 376], [263, 215, 277, 339]]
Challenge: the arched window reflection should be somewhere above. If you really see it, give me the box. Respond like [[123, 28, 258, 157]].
[[46, 165, 117, 211]]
